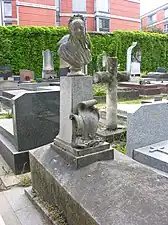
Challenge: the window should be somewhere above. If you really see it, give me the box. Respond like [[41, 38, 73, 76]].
[[96, 0, 110, 13], [4, 21, 12, 26], [165, 8, 168, 18], [148, 14, 156, 25], [4, 1, 12, 18], [164, 24, 168, 33], [72, 0, 86, 12], [99, 18, 110, 32]]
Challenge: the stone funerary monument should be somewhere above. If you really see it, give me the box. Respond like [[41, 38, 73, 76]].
[[26, 14, 168, 225]]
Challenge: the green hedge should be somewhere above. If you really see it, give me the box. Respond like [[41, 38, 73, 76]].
[[1, 26, 168, 77]]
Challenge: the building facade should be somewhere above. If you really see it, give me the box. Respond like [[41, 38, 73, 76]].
[[141, 3, 168, 33], [0, 0, 140, 31]]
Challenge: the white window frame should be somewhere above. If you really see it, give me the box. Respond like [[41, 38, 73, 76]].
[[148, 14, 156, 25], [164, 24, 168, 33], [99, 18, 110, 32], [4, 0, 12, 18], [72, 0, 86, 12], [165, 8, 168, 18]]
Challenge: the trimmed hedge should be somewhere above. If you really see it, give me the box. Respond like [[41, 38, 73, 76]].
[[1, 26, 168, 77]]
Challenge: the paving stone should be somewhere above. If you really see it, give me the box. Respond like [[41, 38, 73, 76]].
[[4, 187, 32, 211], [0, 192, 21, 225], [1, 175, 19, 188], [15, 206, 47, 225], [2, 187, 47, 225]]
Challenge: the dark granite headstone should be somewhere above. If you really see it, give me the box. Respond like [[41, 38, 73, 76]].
[[12, 90, 60, 151], [0, 89, 60, 174]]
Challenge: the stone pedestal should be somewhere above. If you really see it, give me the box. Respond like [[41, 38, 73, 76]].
[[57, 76, 93, 144], [52, 76, 113, 169]]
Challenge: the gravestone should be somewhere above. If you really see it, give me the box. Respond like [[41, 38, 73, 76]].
[[126, 42, 137, 74], [127, 102, 168, 158], [131, 49, 141, 76], [20, 69, 34, 82], [126, 102, 168, 173], [126, 42, 141, 76], [42, 50, 56, 79], [0, 89, 60, 174]]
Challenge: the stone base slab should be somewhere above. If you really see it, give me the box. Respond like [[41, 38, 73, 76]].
[[51, 139, 113, 169], [30, 145, 168, 225]]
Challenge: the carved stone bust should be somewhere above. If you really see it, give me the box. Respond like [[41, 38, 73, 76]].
[[58, 14, 92, 75]]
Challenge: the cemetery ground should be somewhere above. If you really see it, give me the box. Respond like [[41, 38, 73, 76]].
[[1, 82, 168, 224], [0, 155, 46, 225]]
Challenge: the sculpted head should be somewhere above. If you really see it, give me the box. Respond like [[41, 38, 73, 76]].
[[68, 15, 86, 39]]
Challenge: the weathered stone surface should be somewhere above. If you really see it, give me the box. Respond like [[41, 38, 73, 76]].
[[30, 145, 168, 225], [57, 76, 93, 144], [51, 140, 113, 169], [126, 102, 168, 157]]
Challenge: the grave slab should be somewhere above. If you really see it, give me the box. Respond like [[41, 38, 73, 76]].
[[134, 140, 168, 173], [29, 144, 168, 225]]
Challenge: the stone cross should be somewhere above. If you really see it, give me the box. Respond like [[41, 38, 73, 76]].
[[94, 57, 118, 130]]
